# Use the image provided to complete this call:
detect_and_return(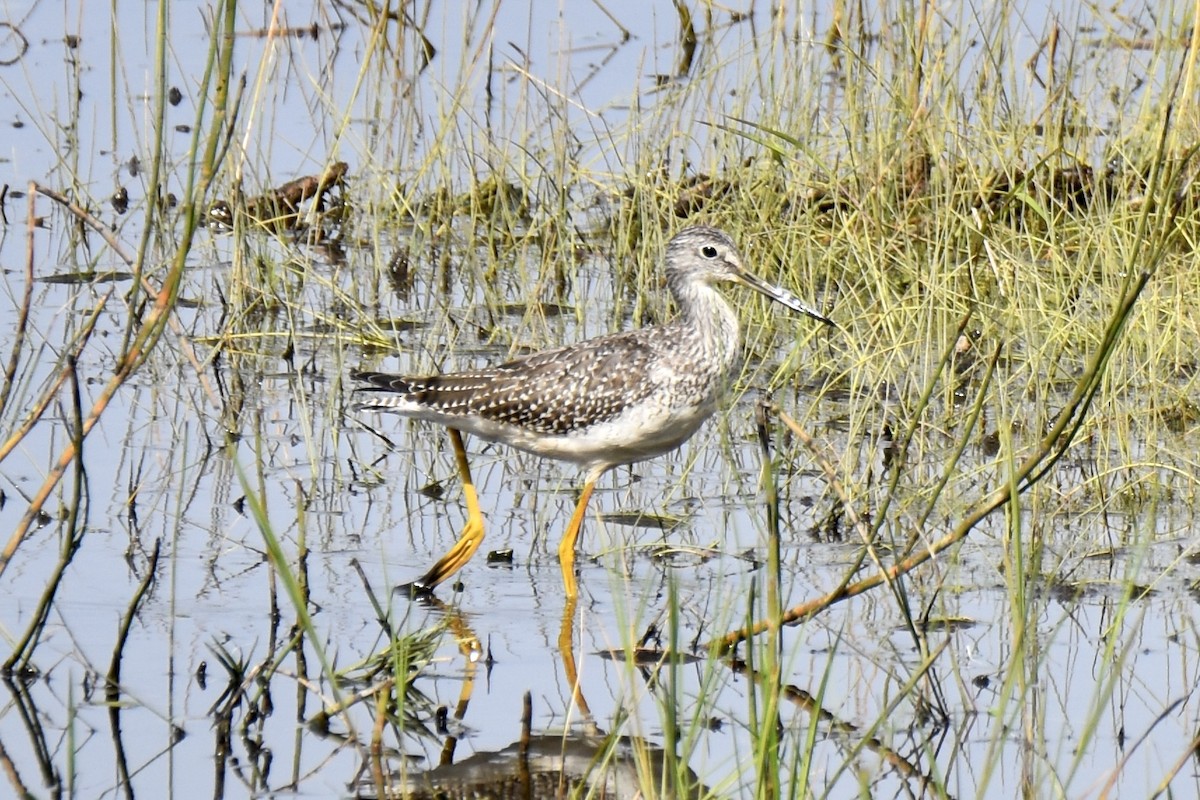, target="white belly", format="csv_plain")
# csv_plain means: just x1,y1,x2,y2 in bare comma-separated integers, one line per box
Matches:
464,398,715,472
